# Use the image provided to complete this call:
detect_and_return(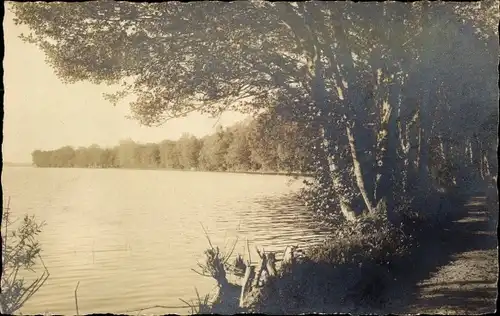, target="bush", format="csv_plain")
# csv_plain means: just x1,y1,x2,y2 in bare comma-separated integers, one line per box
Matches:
1,198,49,315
